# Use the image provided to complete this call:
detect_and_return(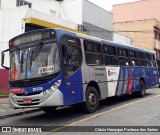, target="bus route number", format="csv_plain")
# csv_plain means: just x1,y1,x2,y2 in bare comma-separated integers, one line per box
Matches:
32,87,43,92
